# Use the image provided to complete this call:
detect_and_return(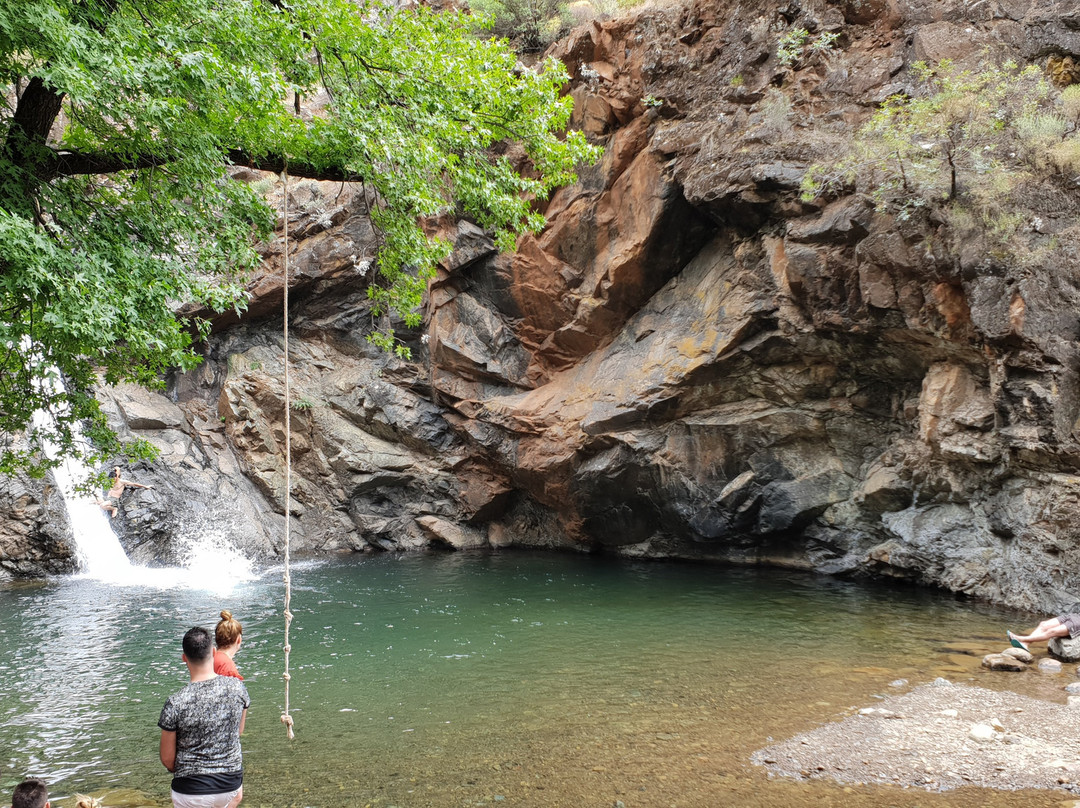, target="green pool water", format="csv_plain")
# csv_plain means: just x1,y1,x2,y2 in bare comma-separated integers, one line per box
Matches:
0,551,1069,808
